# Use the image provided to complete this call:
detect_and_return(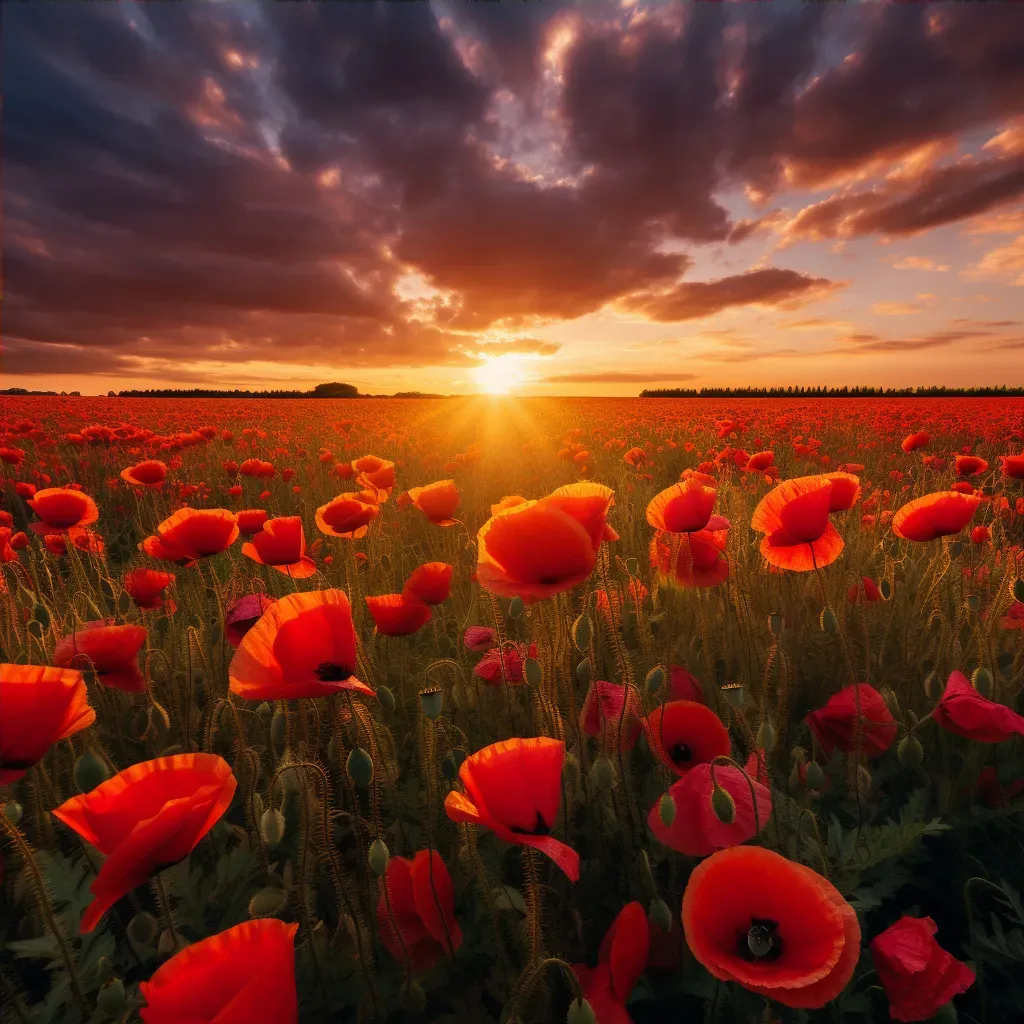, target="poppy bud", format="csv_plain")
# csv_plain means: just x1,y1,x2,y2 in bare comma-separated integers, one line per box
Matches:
271,708,287,750
419,687,443,720
248,887,287,918
576,658,592,686
897,735,924,769
924,671,939,699
2,801,23,826
74,750,110,794
880,579,892,600
722,682,745,708
573,614,592,651
347,747,374,788
756,721,776,751
567,998,597,1024
368,838,390,876
377,685,396,713
400,980,427,1015
768,612,784,636
645,666,665,696
508,596,525,619
948,541,963,558
524,658,542,687
658,793,676,827
804,762,826,792
590,756,617,792
820,607,839,634
127,911,159,947
625,557,638,575
1014,578,1024,603
260,807,286,849
31,602,50,628
966,594,981,613
711,784,736,825
256,701,272,720
97,978,126,1019
379,553,392,573
971,667,994,699
441,754,458,782
649,896,673,932
157,930,187,957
